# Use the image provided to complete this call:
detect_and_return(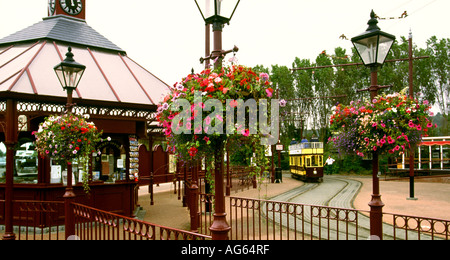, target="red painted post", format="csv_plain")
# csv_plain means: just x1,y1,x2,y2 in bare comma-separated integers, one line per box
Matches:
2,99,17,240
210,146,231,240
